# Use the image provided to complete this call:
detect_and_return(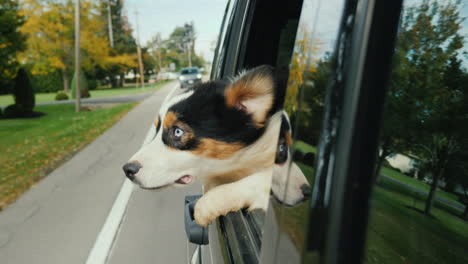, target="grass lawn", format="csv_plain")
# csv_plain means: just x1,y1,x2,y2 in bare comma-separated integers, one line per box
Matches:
365,187,468,264
379,167,464,207
293,140,462,207
275,162,468,263
293,140,317,154
0,81,169,107
274,139,468,263
0,103,136,210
